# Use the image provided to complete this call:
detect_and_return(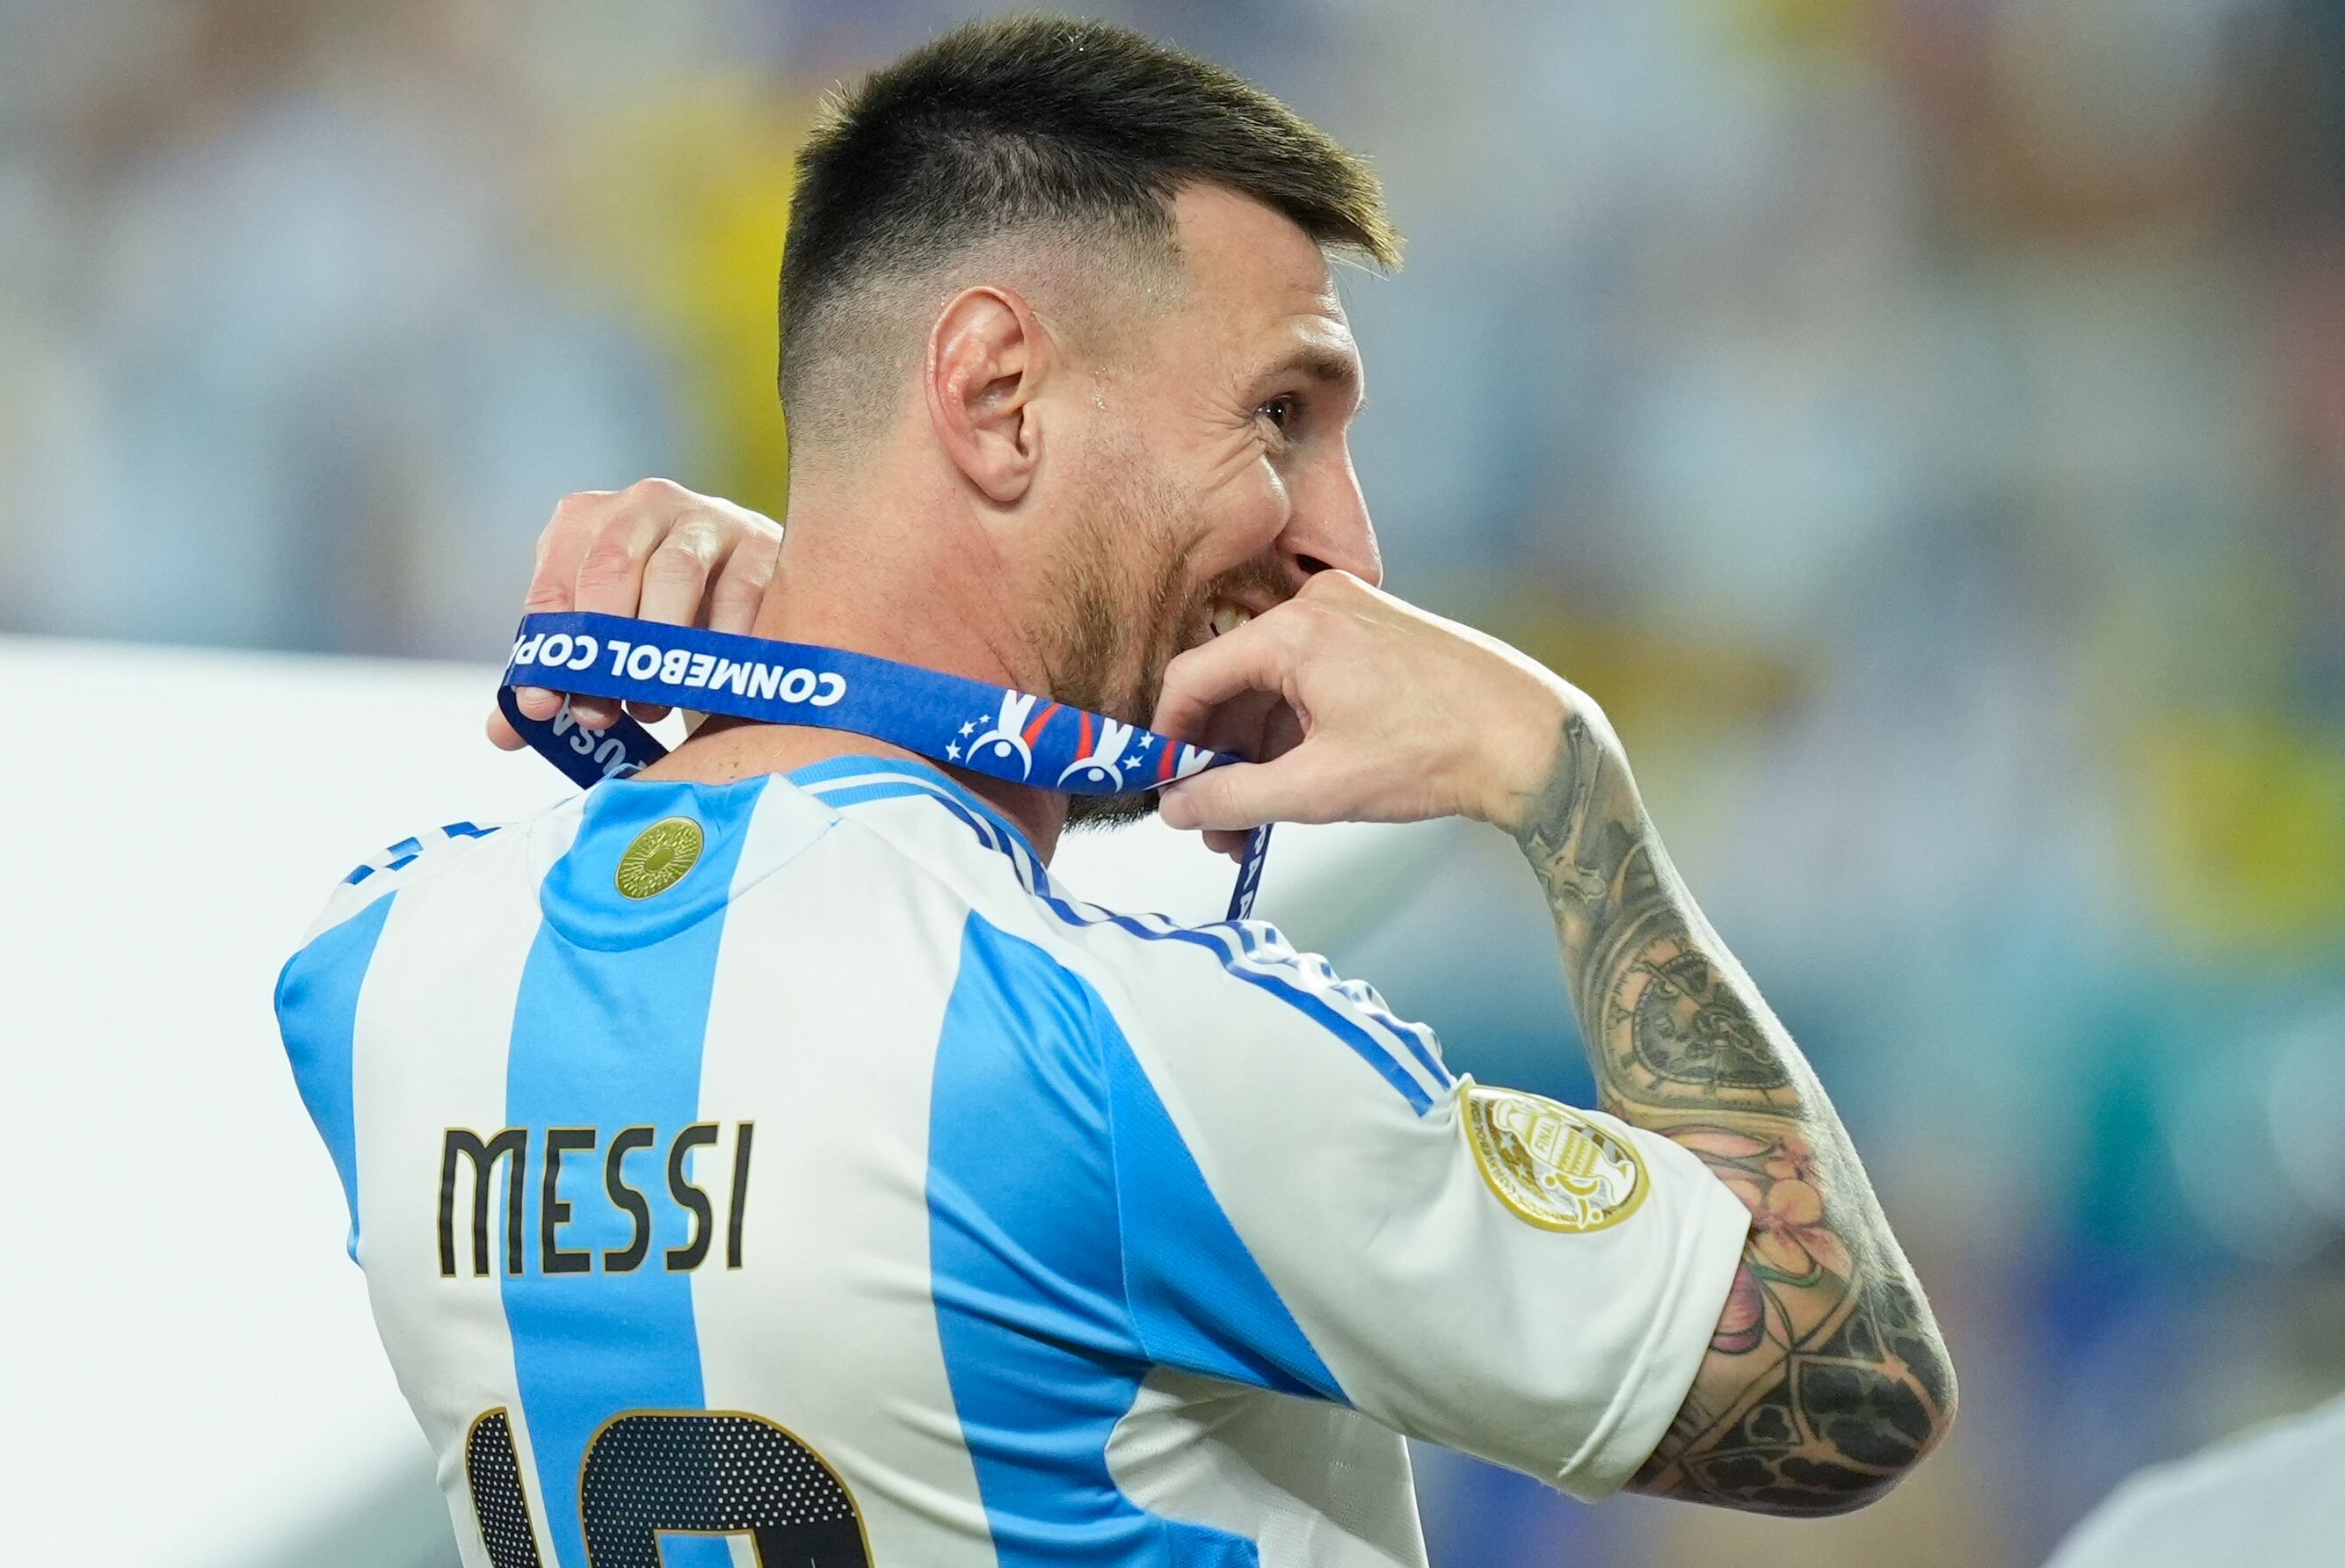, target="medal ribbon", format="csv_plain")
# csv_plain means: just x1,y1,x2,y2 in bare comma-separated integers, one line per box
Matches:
497,612,1270,920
